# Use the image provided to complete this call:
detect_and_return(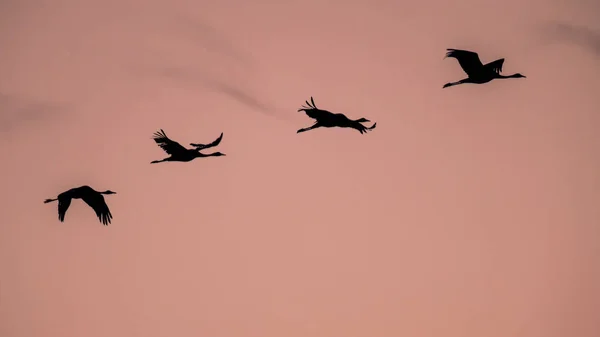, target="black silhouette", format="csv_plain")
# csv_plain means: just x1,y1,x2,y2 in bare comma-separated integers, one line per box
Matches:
296,97,376,134
150,129,225,164
443,49,526,88
190,132,223,150
43,185,116,226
